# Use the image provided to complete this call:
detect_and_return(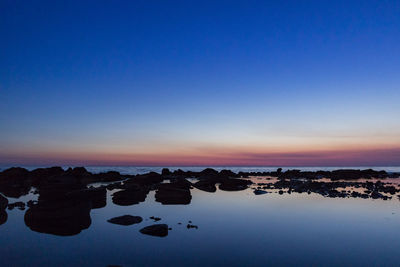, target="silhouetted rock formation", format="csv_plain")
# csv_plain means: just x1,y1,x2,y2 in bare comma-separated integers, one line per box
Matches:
0,194,8,211
24,199,92,236
219,178,252,191
139,224,168,237
0,167,32,198
253,189,267,195
193,180,217,192
7,201,25,210
0,210,7,225
112,185,149,206
155,180,192,204
108,215,143,225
